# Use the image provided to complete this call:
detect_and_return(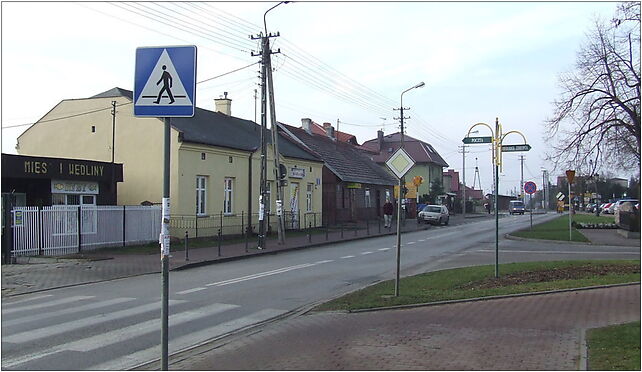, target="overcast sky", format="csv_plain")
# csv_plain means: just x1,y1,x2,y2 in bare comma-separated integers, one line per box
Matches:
1,1,627,195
